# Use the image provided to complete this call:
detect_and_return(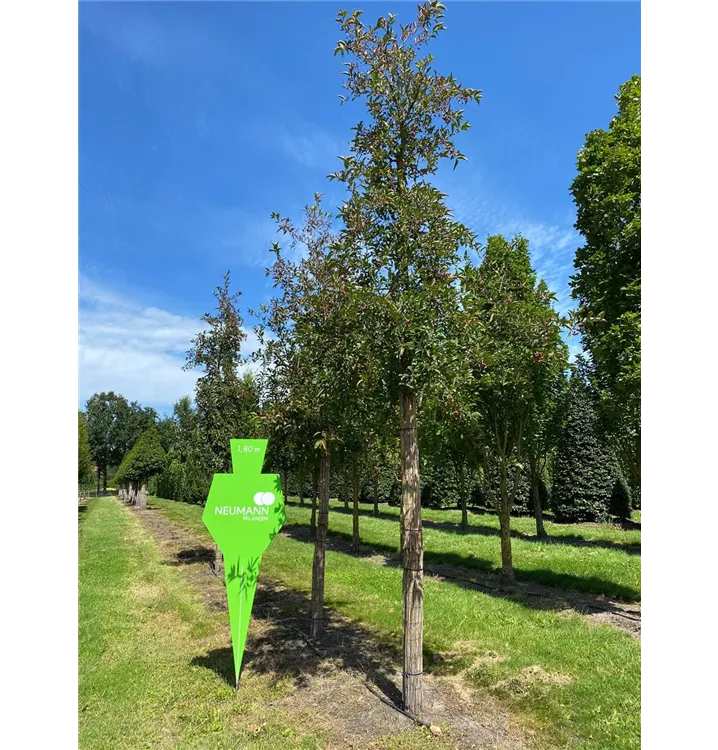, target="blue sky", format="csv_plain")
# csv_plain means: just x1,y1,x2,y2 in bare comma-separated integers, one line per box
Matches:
79,0,641,416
